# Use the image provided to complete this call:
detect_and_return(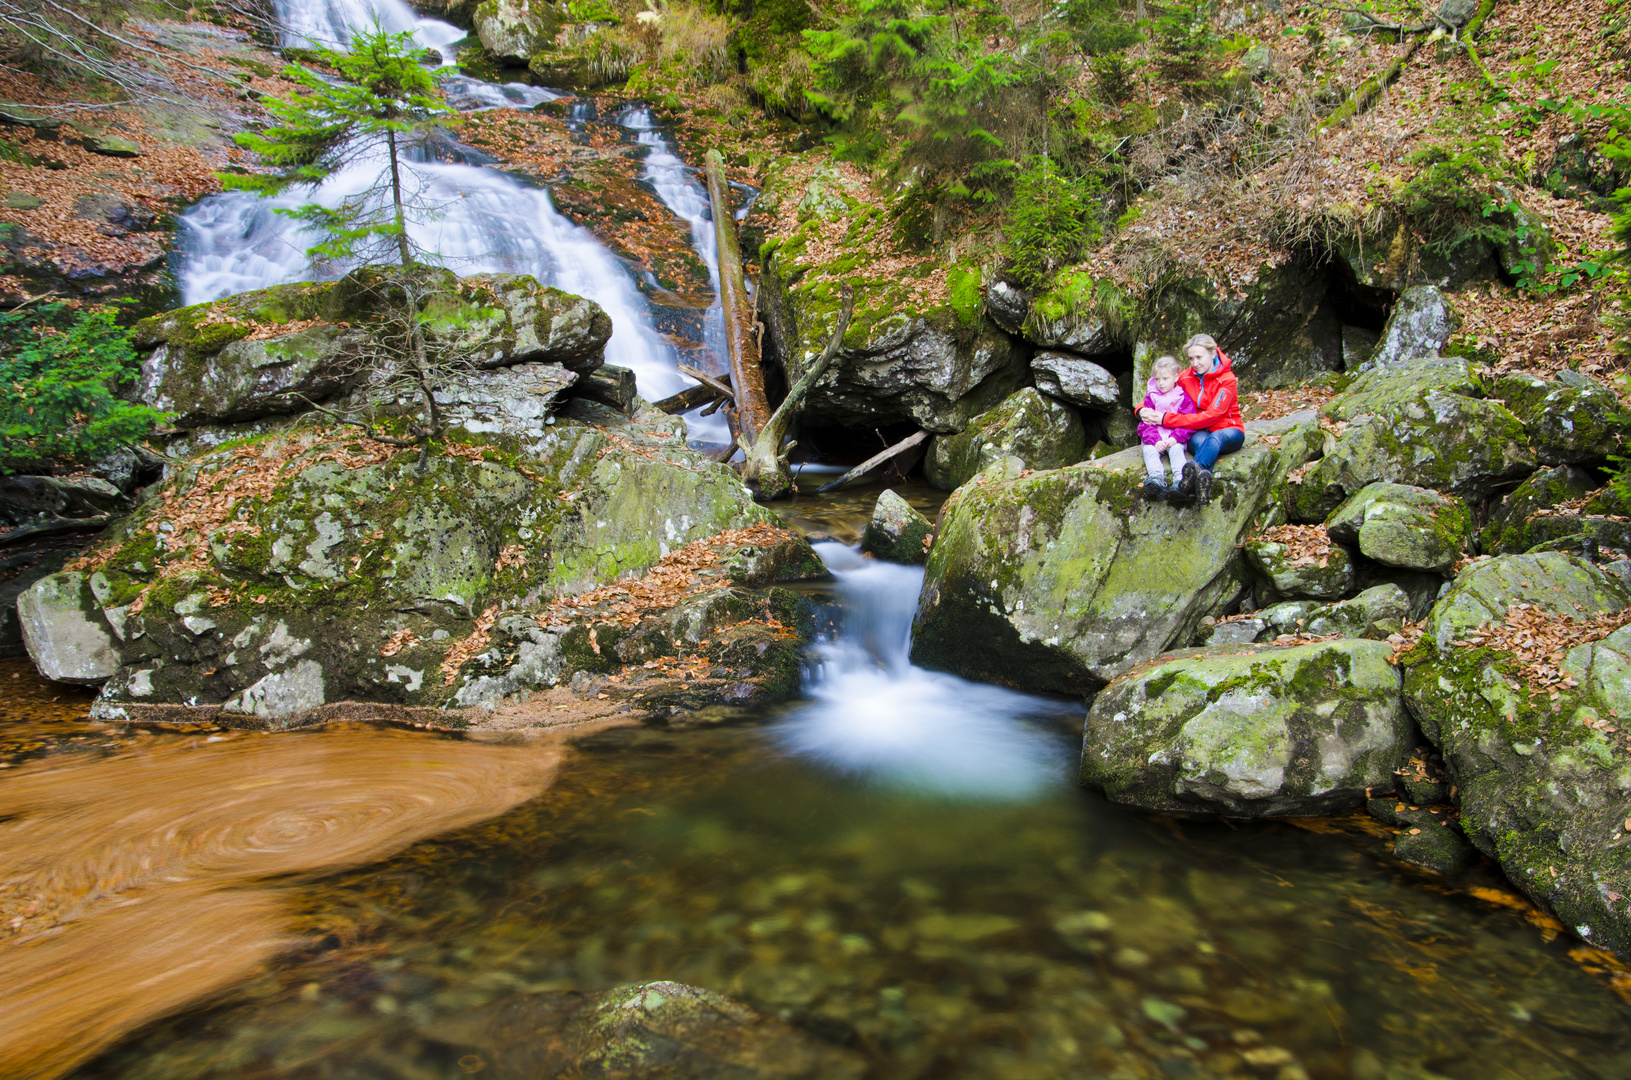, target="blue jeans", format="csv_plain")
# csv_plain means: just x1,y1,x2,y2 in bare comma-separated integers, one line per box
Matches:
1189,427,1245,470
